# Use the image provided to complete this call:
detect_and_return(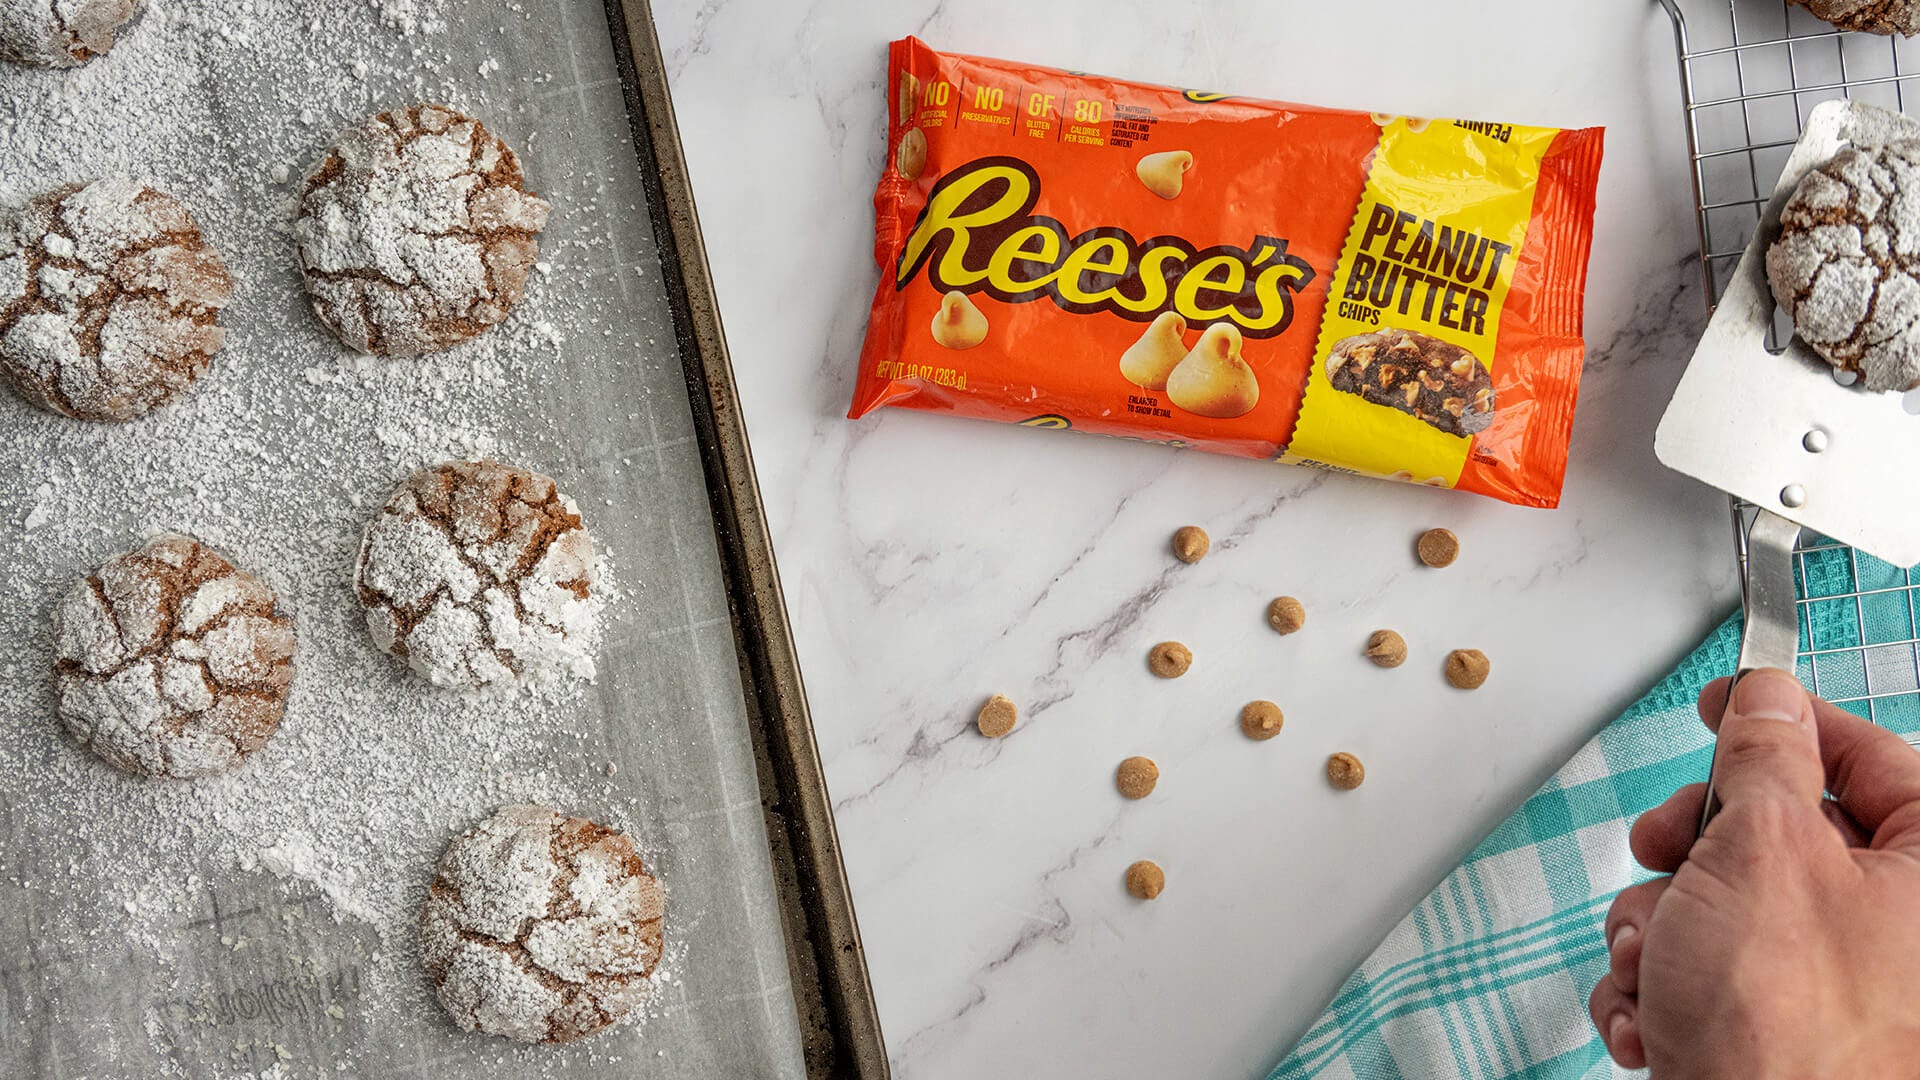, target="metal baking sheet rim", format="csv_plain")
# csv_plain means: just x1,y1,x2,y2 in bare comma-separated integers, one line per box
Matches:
603,3,890,1076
